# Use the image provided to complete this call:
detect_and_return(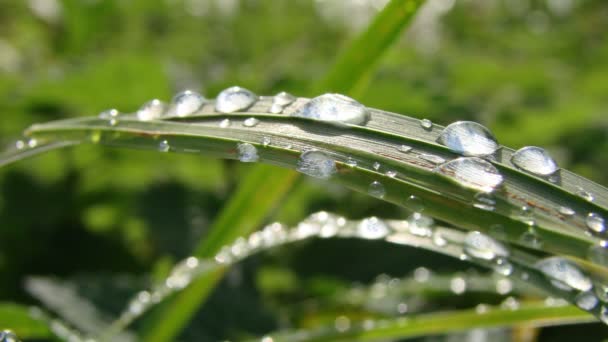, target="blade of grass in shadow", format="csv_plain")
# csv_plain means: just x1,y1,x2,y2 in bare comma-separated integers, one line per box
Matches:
140,1,426,341
253,302,595,342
